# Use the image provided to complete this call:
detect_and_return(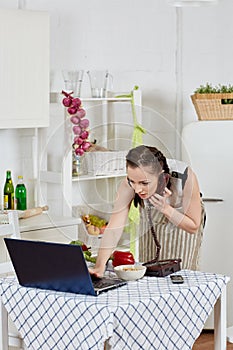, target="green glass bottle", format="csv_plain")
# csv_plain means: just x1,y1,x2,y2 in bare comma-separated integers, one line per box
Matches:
15,175,27,210
3,170,14,210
